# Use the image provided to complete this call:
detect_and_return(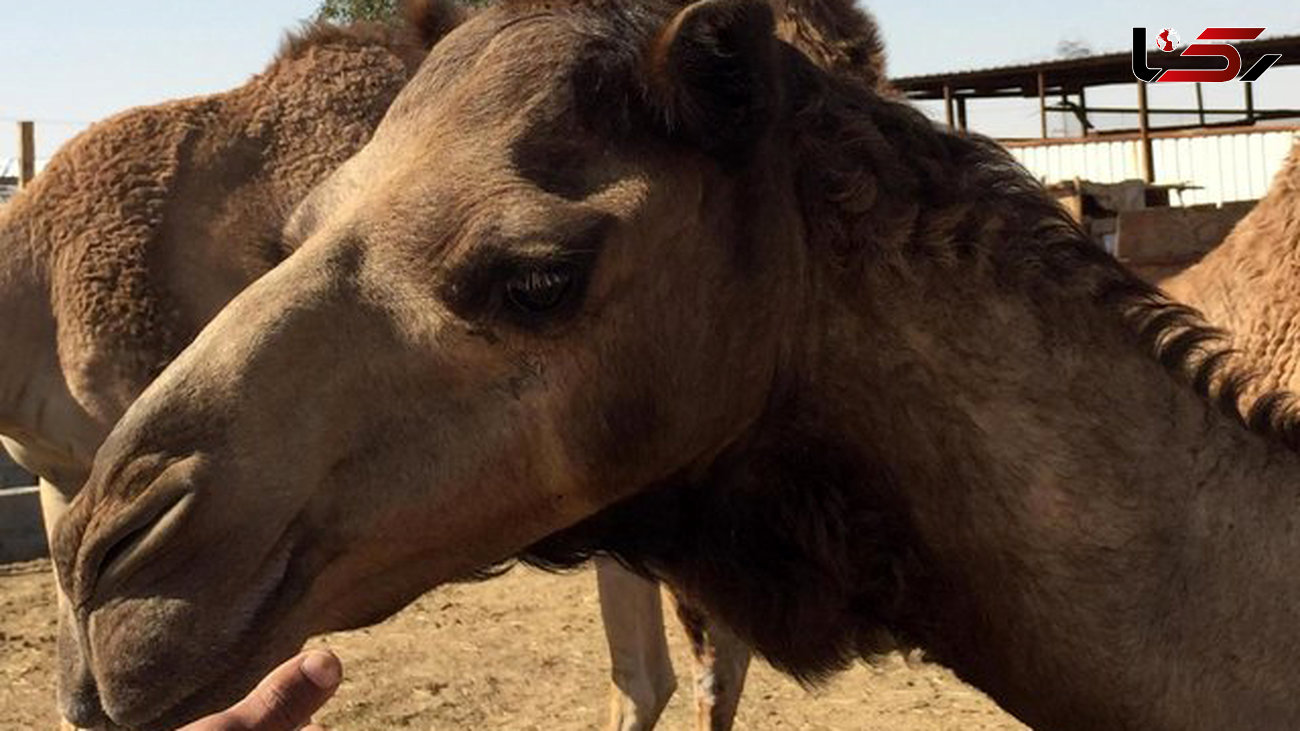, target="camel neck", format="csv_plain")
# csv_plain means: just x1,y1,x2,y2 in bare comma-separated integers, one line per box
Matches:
0,200,51,421
0,196,95,483
1162,145,1300,397
797,126,1300,728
